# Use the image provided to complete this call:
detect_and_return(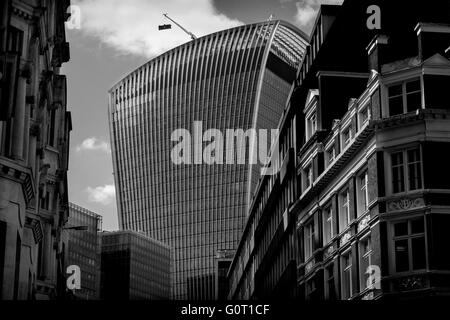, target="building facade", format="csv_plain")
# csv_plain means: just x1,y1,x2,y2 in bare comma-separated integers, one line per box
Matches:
66,203,102,300
108,21,308,299
228,0,450,300
0,0,71,299
100,230,171,300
